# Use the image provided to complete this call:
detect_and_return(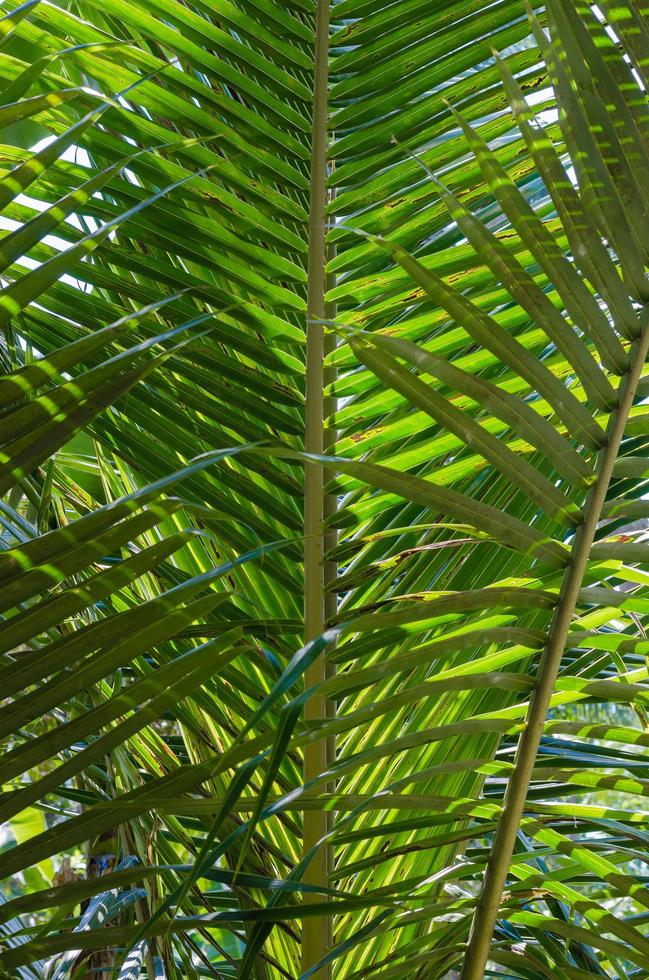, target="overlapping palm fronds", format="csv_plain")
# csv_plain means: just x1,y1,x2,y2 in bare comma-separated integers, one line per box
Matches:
1,0,649,977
